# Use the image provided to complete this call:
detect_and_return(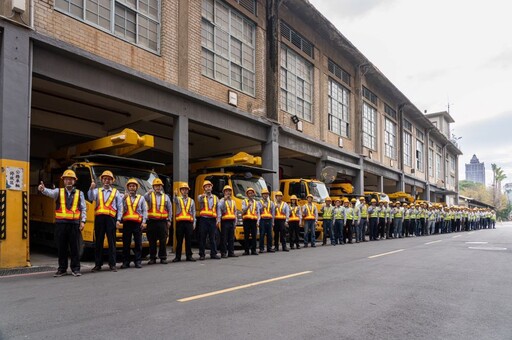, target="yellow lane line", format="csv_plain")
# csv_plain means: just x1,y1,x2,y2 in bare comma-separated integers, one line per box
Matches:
177,271,313,303
368,249,405,259
425,240,443,245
